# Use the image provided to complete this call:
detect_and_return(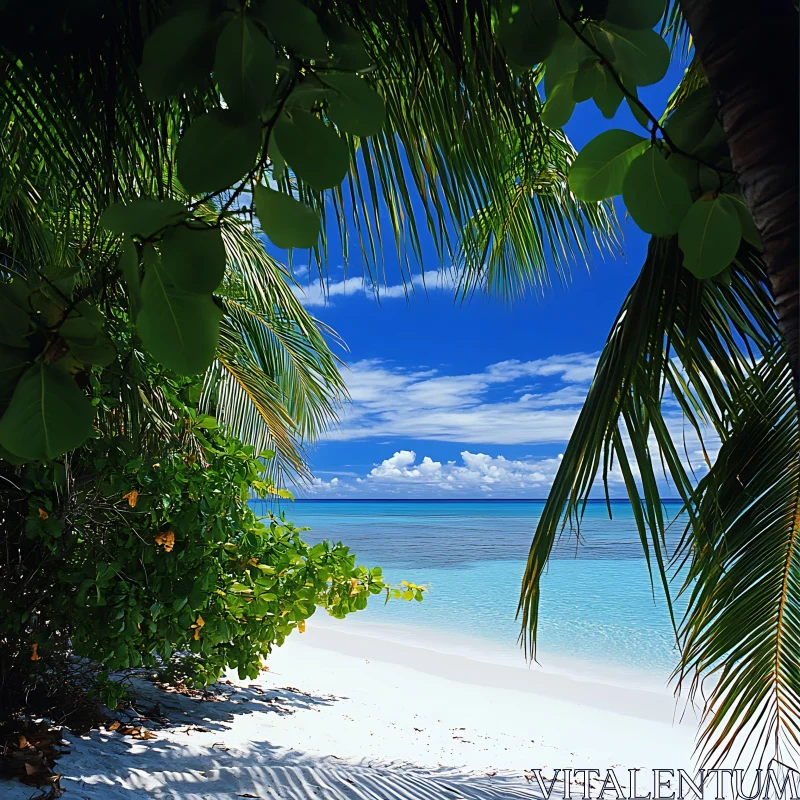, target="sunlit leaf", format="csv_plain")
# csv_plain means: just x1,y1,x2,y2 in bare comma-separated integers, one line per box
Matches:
678,194,742,278
568,129,647,201
255,185,320,249
102,199,187,238
159,224,227,294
